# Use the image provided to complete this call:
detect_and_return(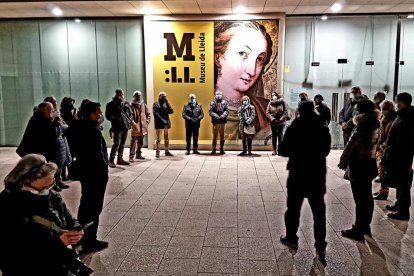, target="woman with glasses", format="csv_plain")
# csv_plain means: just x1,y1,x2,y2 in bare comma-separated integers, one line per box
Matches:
0,154,90,275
